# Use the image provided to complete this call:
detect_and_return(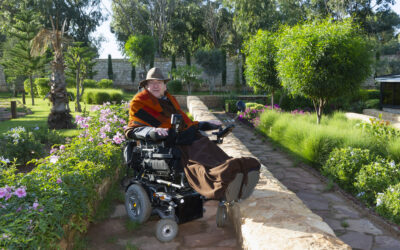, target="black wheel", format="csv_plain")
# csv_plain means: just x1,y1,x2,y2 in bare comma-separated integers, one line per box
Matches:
155,219,178,242
216,204,228,228
125,184,151,223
